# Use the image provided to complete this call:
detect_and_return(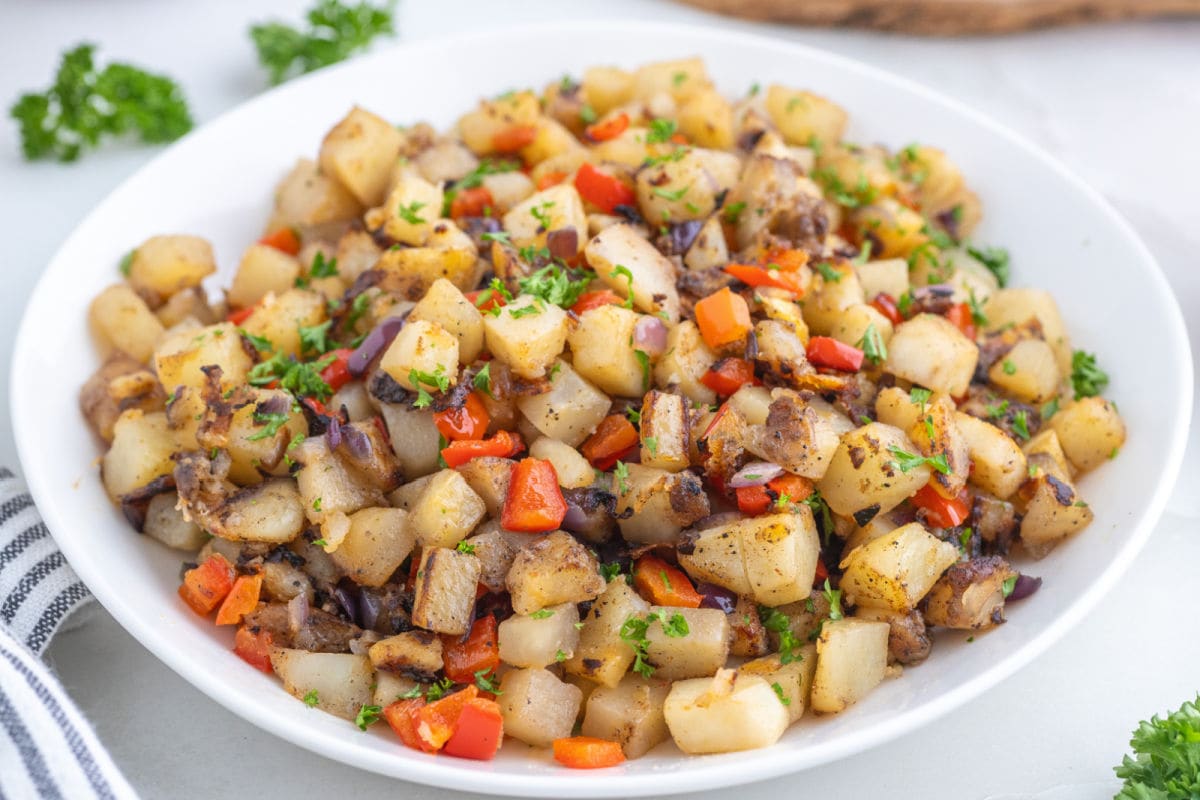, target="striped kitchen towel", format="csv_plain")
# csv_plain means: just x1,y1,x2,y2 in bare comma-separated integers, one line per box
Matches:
0,468,137,799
